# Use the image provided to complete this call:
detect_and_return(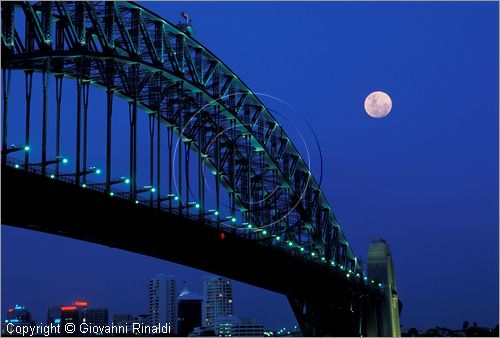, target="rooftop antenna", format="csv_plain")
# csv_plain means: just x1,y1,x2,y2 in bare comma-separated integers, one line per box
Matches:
181,12,191,26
